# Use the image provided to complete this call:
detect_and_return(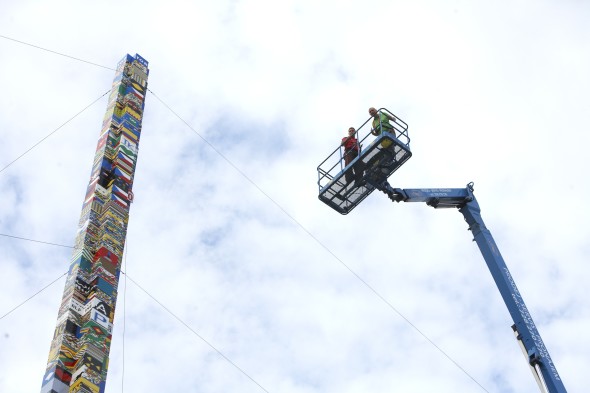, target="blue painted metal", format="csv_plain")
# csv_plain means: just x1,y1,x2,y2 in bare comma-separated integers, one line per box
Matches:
382,183,567,393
